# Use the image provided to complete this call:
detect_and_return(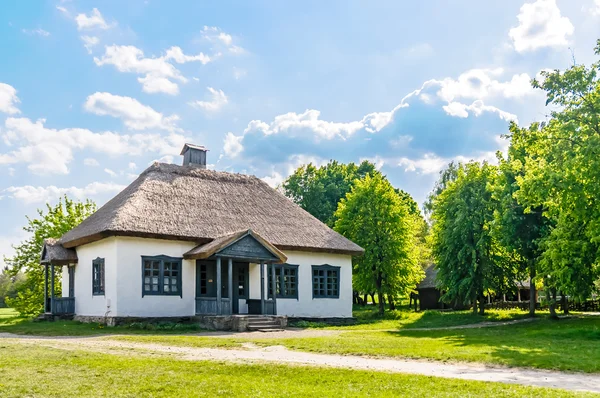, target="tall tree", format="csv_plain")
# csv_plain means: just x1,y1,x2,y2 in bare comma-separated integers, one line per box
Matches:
515,39,600,311
282,160,377,226
335,174,423,315
493,122,550,317
5,196,96,316
424,161,459,216
432,162,515,315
